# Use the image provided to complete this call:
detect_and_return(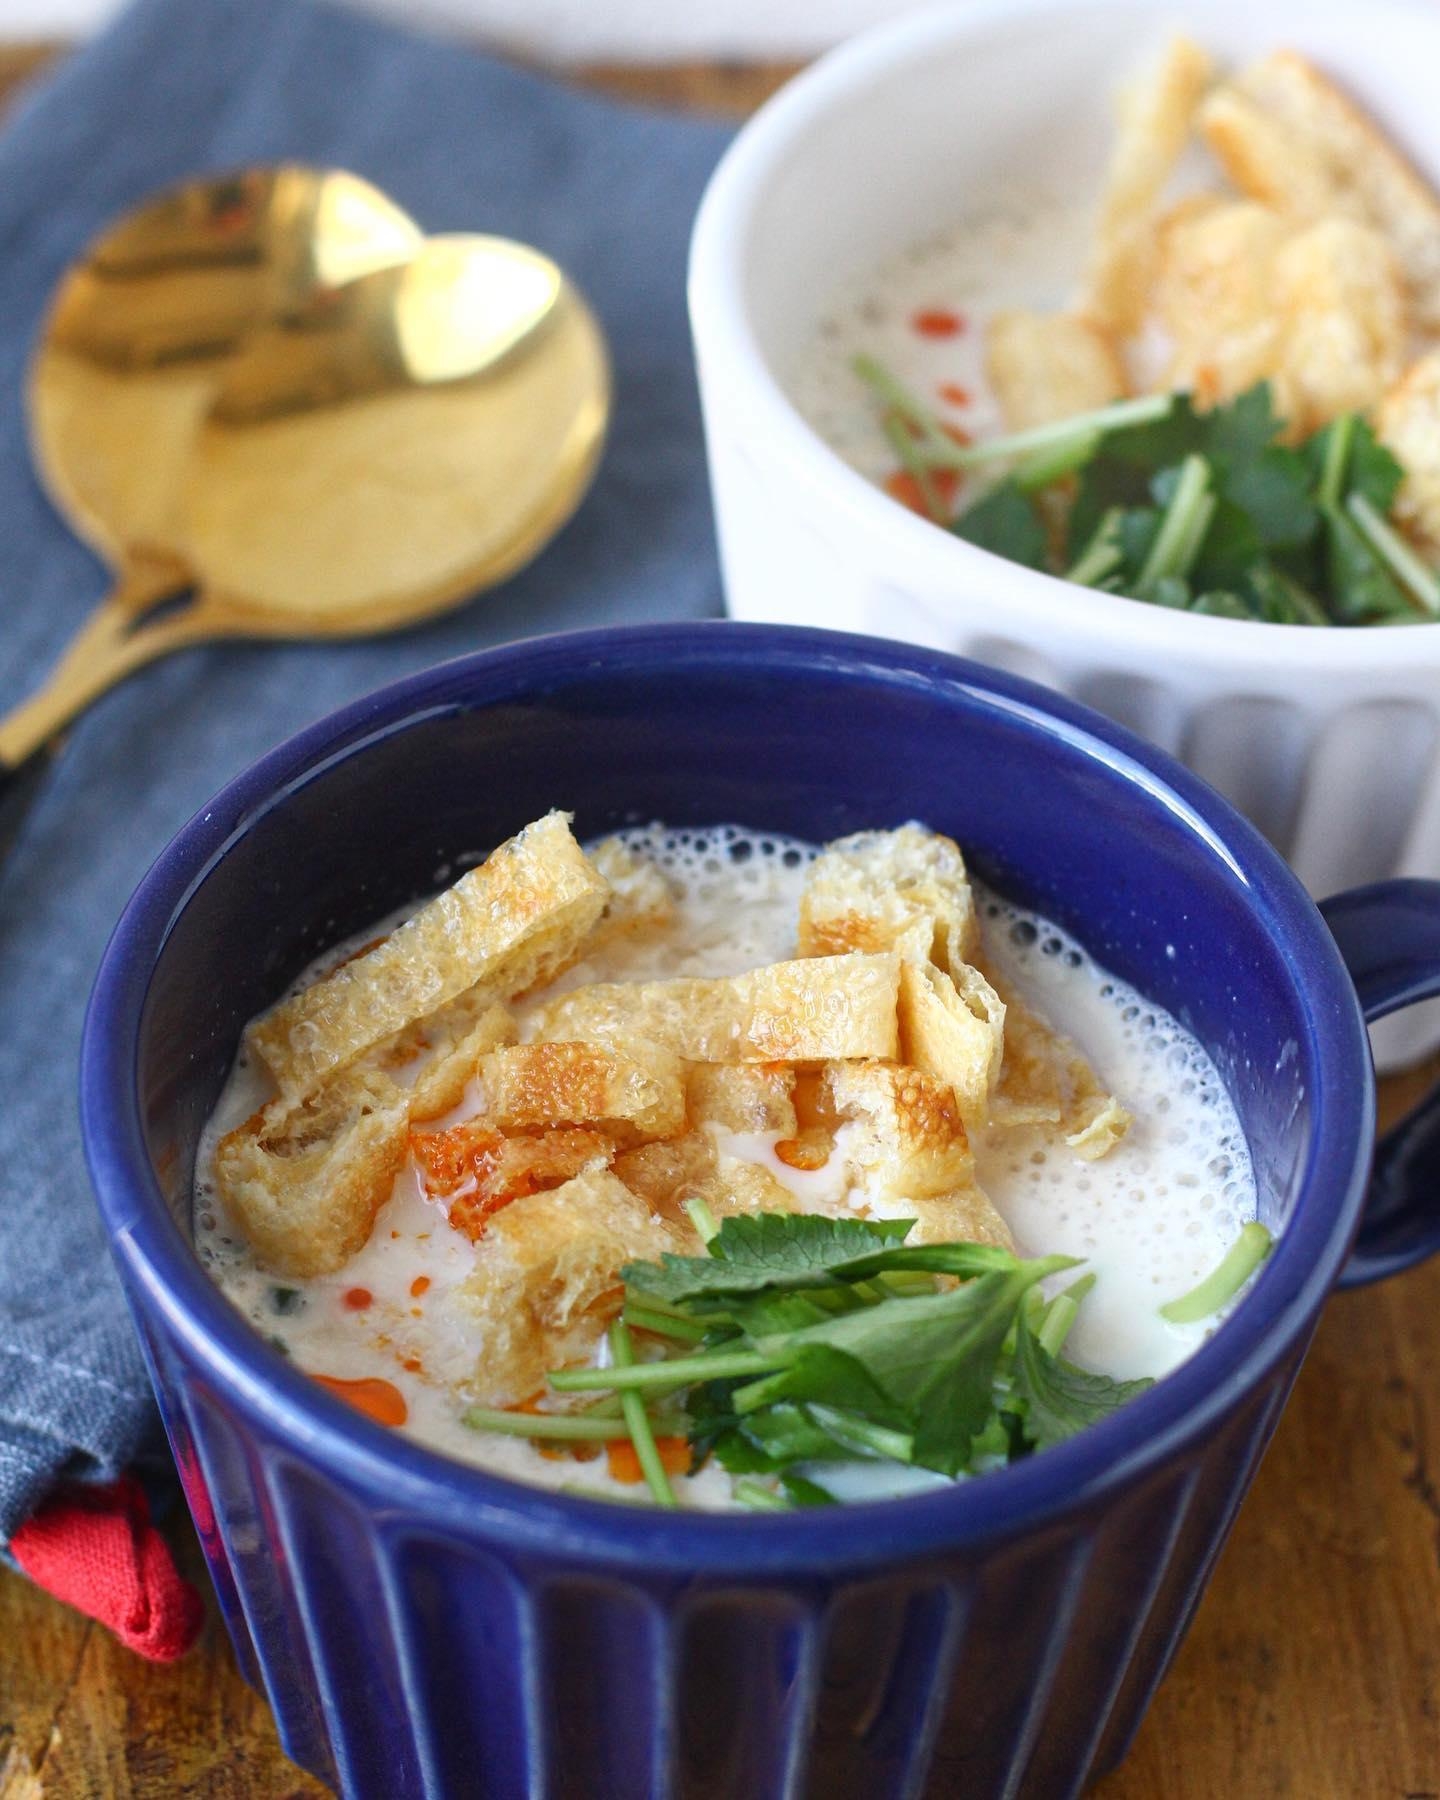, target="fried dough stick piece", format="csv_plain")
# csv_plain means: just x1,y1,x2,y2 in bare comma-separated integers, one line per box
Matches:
798,827,1003,1134
584,837,675,949
217,1002,514,1275
250,811,608,1100
798,823,980,967
459,1169,679,1404
410,1120,614,1244
614,1131,800,1225
984,311,1128,557
1156,203,1407,430
479,1038,686,1144
1083,35,1215,333
985,312,1128,432
984,974,1132,1160
1271,218,1407,436
823,1060,1014,1249
528,954,901,1064
1378,349,1440,558
1199,50,1440,328
1155,198,1293,411
685,1063,798,1136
